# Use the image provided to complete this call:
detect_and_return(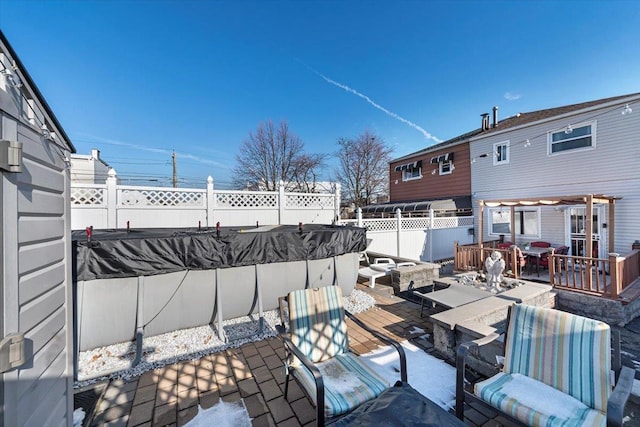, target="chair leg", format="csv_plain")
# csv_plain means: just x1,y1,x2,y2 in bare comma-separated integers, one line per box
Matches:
284,367,290,399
